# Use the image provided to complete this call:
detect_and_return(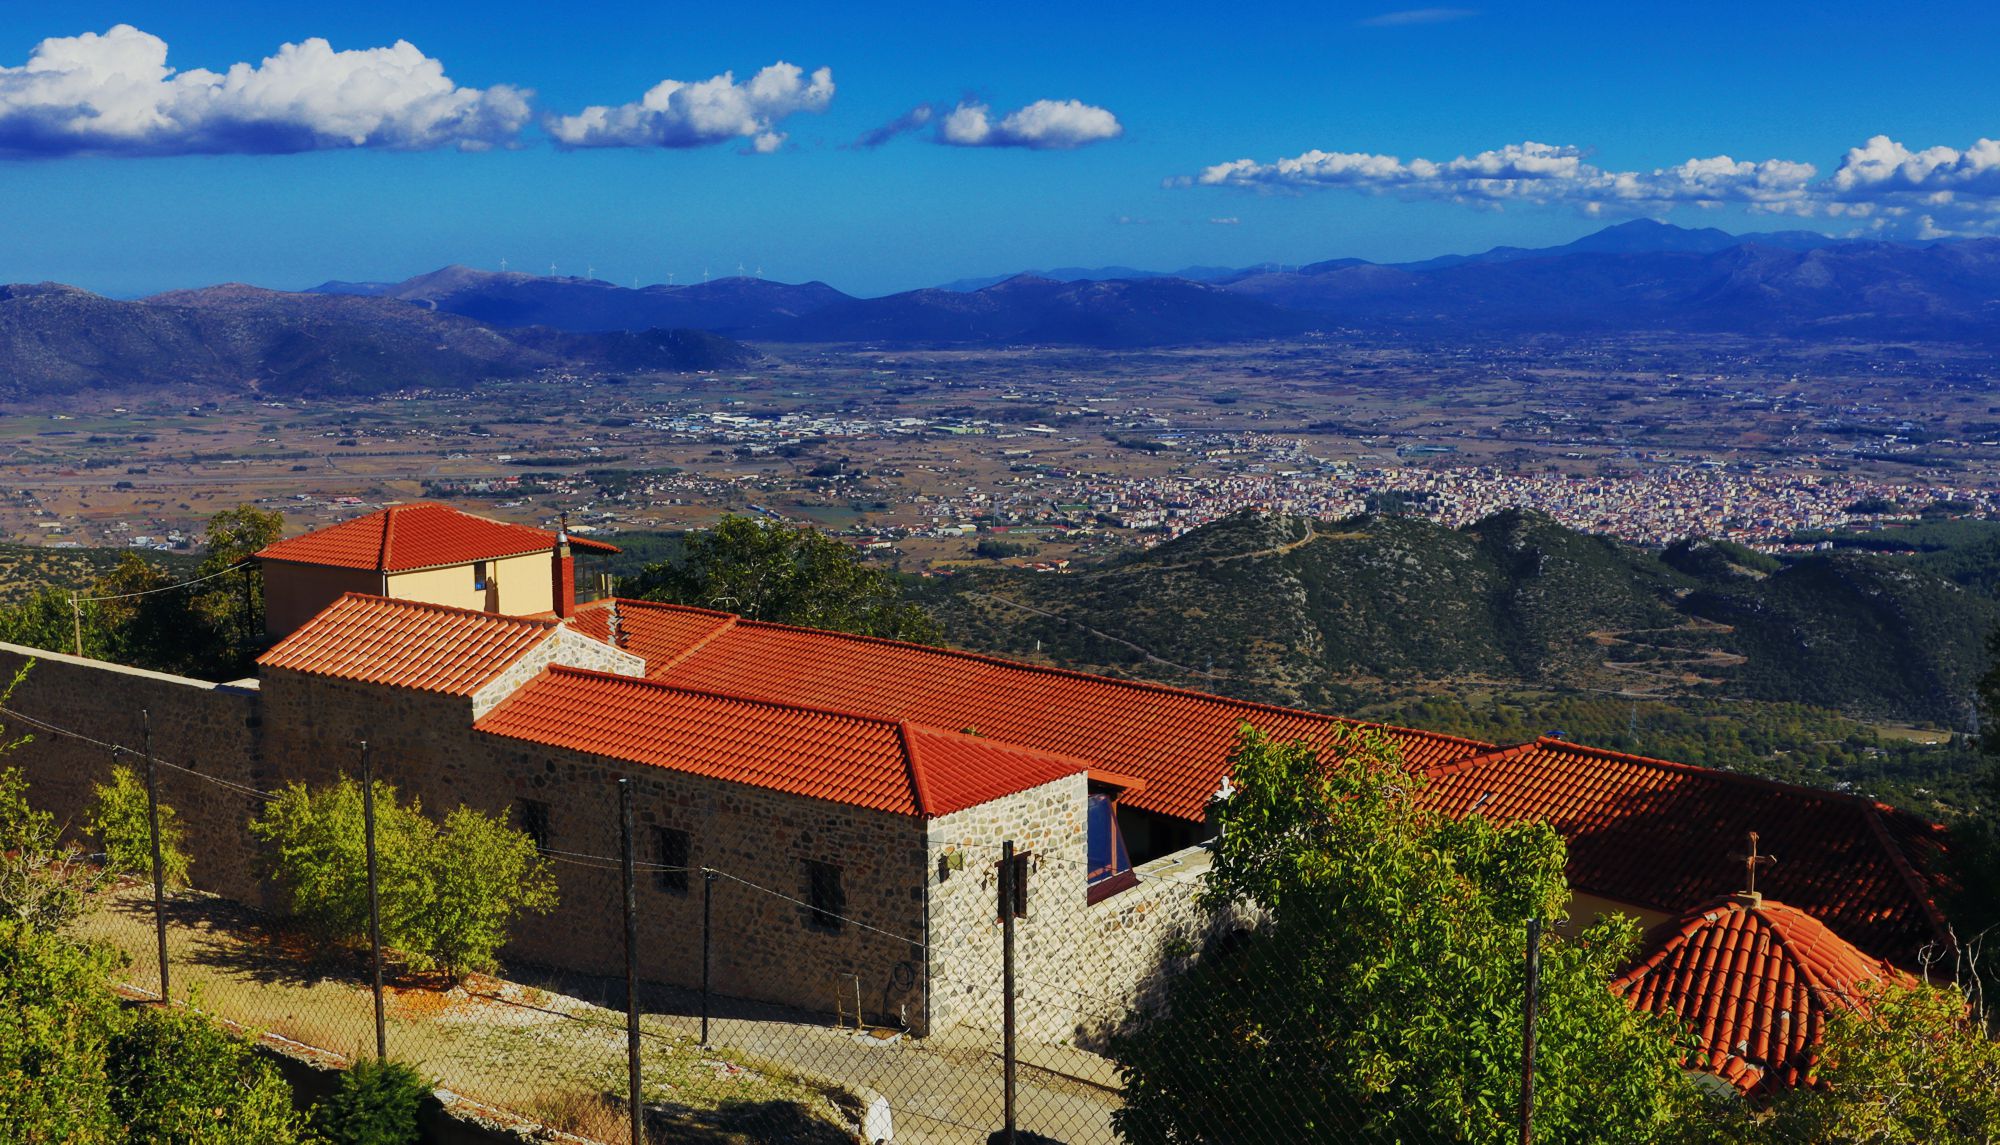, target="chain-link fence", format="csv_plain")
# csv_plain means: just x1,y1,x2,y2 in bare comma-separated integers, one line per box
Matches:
5,701,1955,1145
